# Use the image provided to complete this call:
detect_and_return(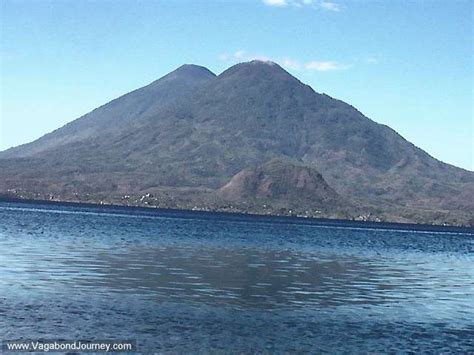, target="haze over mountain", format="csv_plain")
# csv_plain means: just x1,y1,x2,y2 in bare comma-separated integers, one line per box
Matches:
1,61,472,225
